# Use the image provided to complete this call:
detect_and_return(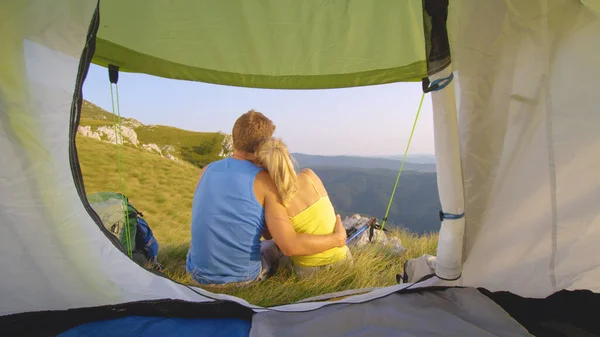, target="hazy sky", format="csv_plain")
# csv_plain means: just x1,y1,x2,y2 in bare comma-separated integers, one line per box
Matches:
82,64,435,156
